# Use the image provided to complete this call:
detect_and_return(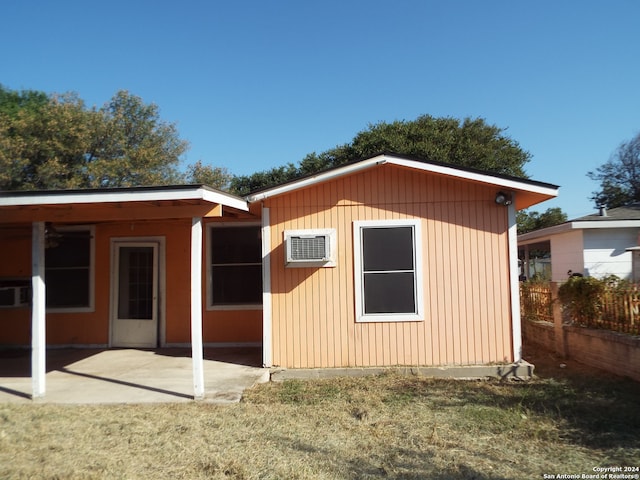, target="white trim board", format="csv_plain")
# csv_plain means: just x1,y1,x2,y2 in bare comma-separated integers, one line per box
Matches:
246,154,559,203
0,186,248,212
